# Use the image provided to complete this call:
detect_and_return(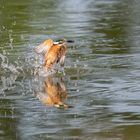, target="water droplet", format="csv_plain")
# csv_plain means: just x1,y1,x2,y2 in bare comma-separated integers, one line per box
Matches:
12,21,16,26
